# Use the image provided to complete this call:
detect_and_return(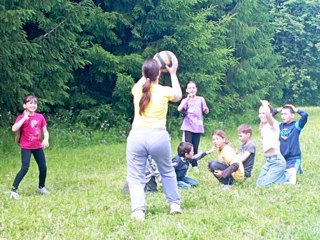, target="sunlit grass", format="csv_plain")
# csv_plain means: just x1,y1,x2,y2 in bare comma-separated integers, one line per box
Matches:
1,107,319,239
